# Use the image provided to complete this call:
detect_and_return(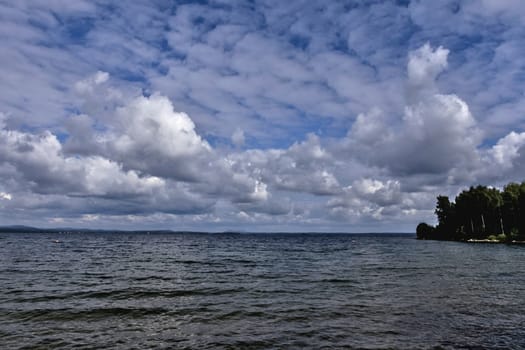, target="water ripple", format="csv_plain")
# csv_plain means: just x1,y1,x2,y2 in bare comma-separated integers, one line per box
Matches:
1,232,525,349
